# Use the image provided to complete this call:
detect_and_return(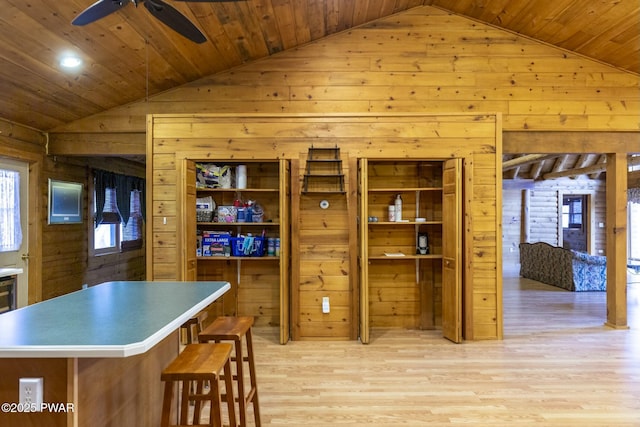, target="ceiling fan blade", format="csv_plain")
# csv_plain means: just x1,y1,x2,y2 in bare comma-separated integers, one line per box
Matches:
143,0,207,43
72,0,128,26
